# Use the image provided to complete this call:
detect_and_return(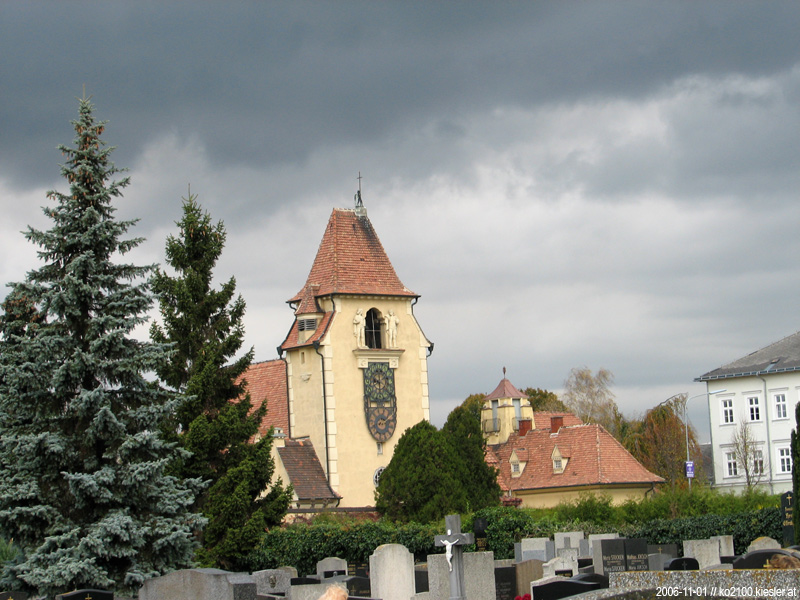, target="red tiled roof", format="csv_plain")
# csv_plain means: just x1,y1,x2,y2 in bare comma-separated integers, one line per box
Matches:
241,359,289,437
485,377,526,401
489,422,663,493
288,208,416,303
278,439,340,501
